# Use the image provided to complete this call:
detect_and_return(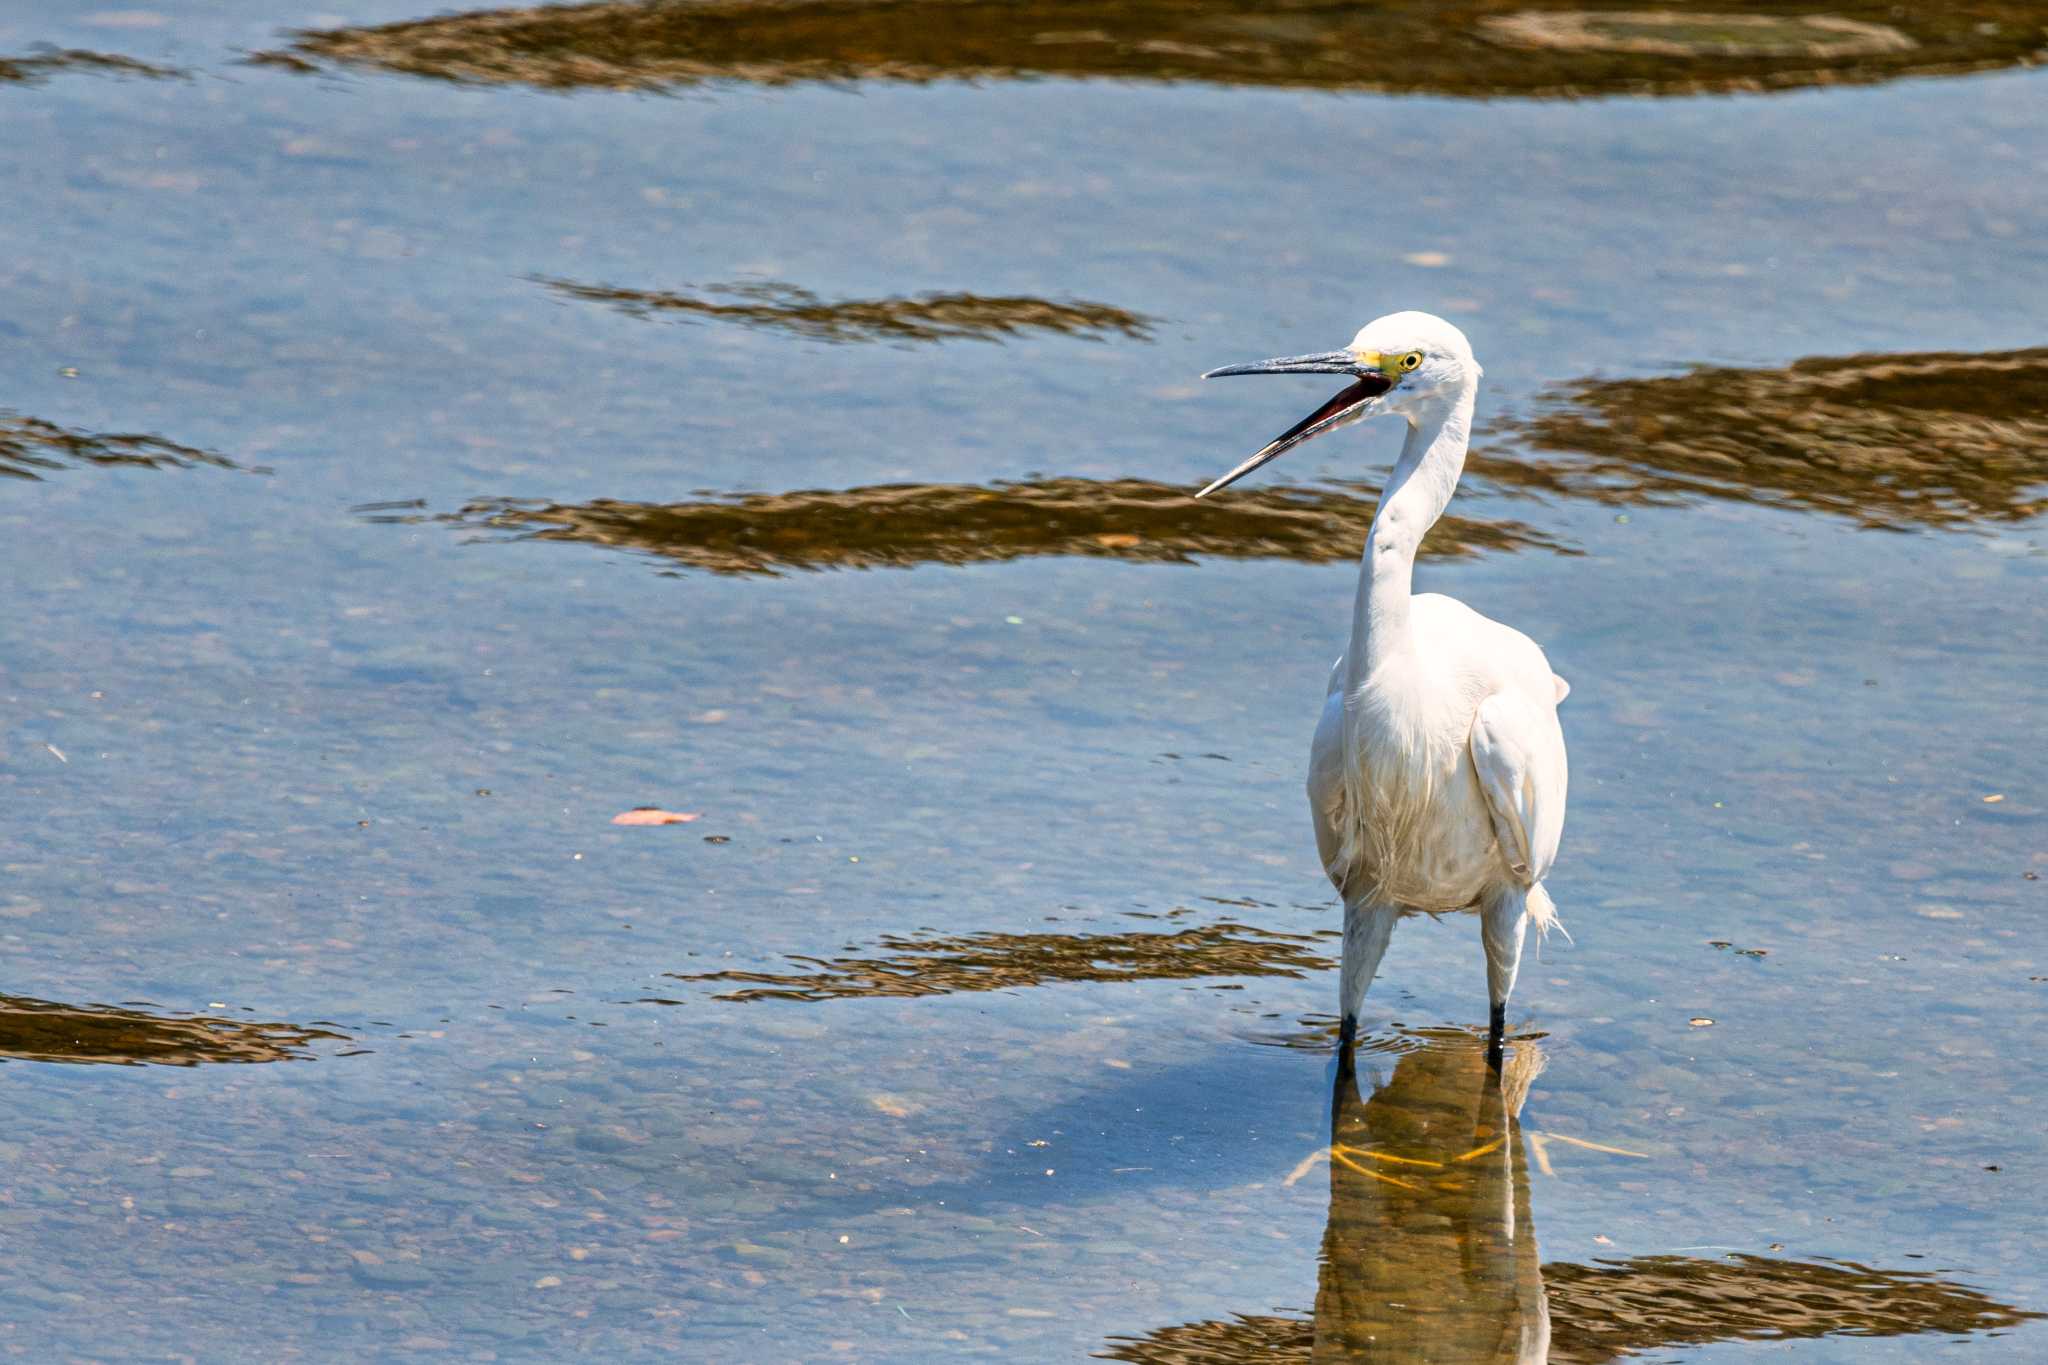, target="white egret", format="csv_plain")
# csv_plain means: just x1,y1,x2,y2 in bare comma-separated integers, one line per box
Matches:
1199,312,1568,1065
